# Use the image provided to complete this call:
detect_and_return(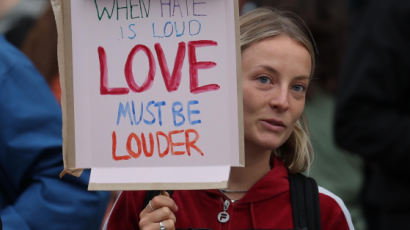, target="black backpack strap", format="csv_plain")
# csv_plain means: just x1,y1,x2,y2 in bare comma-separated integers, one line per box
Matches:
289,173,322,230
142,190,174,209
